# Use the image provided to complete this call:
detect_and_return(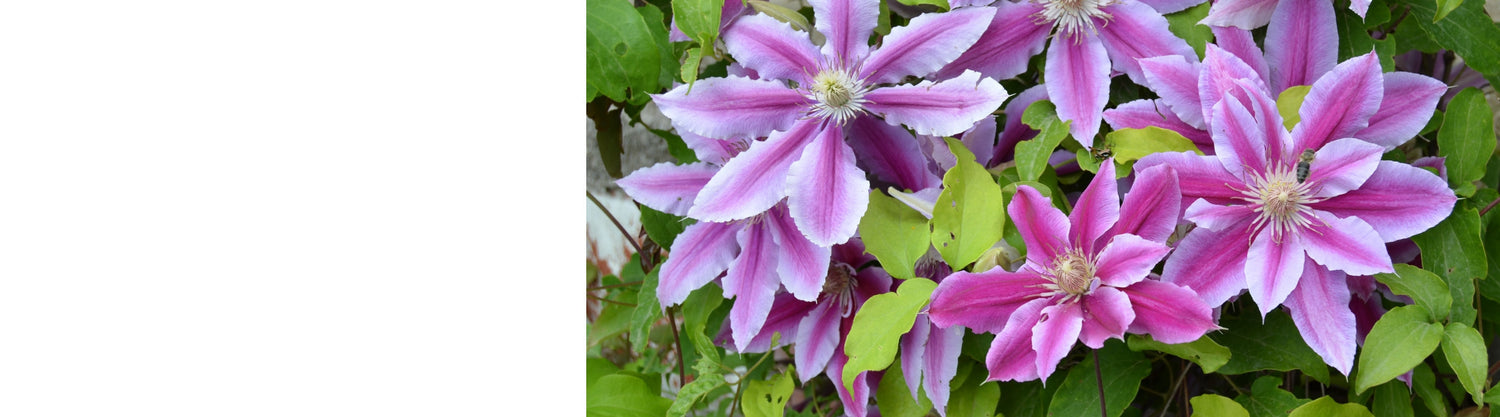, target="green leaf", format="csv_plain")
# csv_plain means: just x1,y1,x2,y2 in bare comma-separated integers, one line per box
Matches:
1354,305,1445,394
876,358,934,417
1336,6,1376,63
859,190,933,279
1412,206,1485,325
668,358,725,417
636,4,677,99
683,285,725,363
1164,2,1213,59
644,126,700,164
1016,101,1071,181
1046,340,1152,417
1235,376,1311,417
1412,363,1449,416
931,138,1007,268
1106,126,1203,173
1434,0,1463,21
745,0,812,32
630,267,663,353
672,0,725,46
1373,264,1452,322
1374,34,1397,72
842,278,938,389
588,374,673,417
640,205,692,249
1404,0,1500,89
995,379,1056,417
586,0,663,102
589,100,626,178
947,376,1000,417
1192,394,1250,417
1441,322,1487,403
589,291,636,347
1216,310,1331,384
1277,86,1313,131
895,0,949,11
680,46,703,86
1438,88,1497,195
1288,396,1374,417
742,366,796,417
1125,334,1231,373
588,357,623,389
1372,380,1415,417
